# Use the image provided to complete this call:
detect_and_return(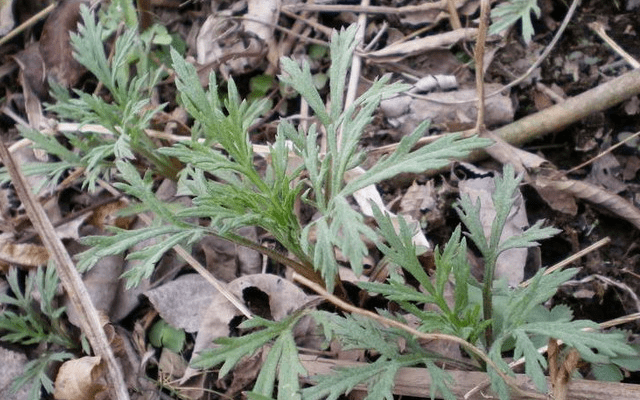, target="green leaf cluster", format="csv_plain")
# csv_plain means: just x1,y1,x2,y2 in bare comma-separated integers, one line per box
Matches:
0,266,74,348
304,165,637,400
489,0,541,43
193,313,309,400
0,266,75,399
73,22,486,291
11,351,73,400
27,3,178,191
